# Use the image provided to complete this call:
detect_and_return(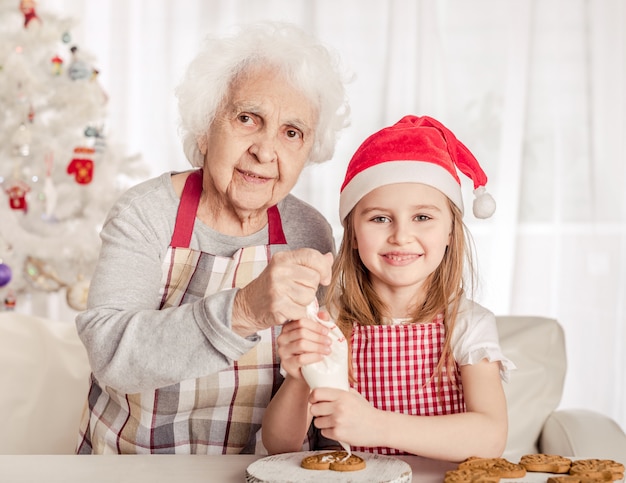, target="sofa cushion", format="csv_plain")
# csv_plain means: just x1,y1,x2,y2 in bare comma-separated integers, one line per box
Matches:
0,313,90,454
496,316,566,458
